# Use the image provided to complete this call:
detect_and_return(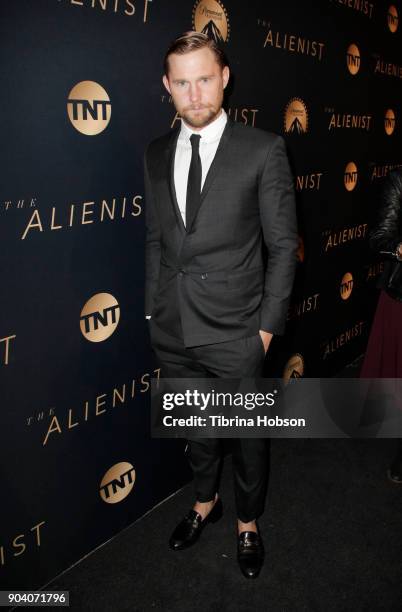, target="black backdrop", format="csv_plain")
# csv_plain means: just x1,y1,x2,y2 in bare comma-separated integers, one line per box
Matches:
1,0,401,591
